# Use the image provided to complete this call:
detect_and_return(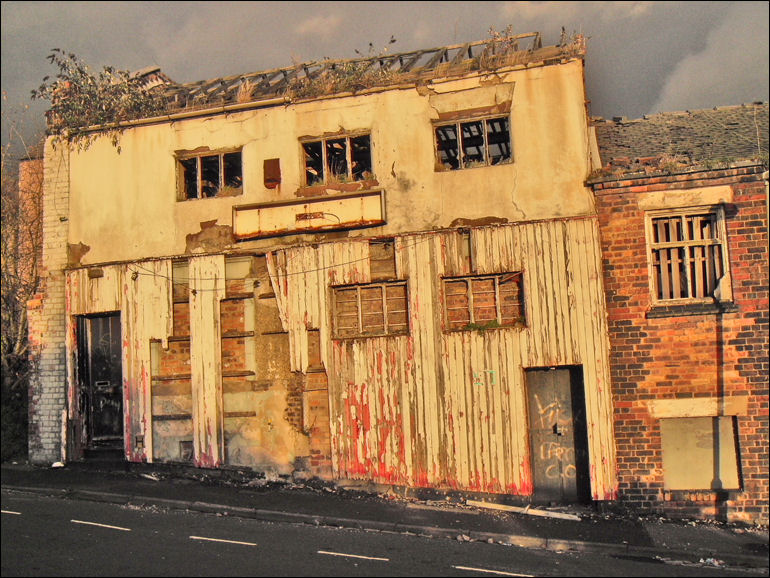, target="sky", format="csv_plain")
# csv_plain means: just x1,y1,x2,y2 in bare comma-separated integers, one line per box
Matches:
1,1,768,157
